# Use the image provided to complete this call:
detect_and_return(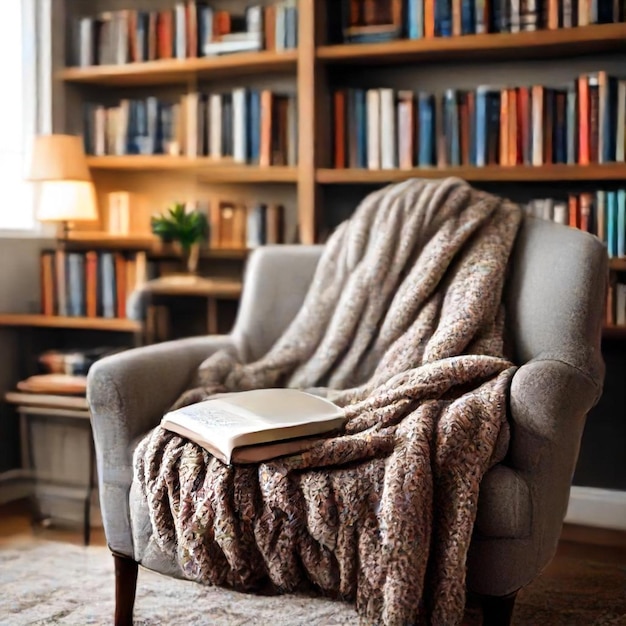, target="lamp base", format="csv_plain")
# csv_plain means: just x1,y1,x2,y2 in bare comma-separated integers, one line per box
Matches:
56,221,71,242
